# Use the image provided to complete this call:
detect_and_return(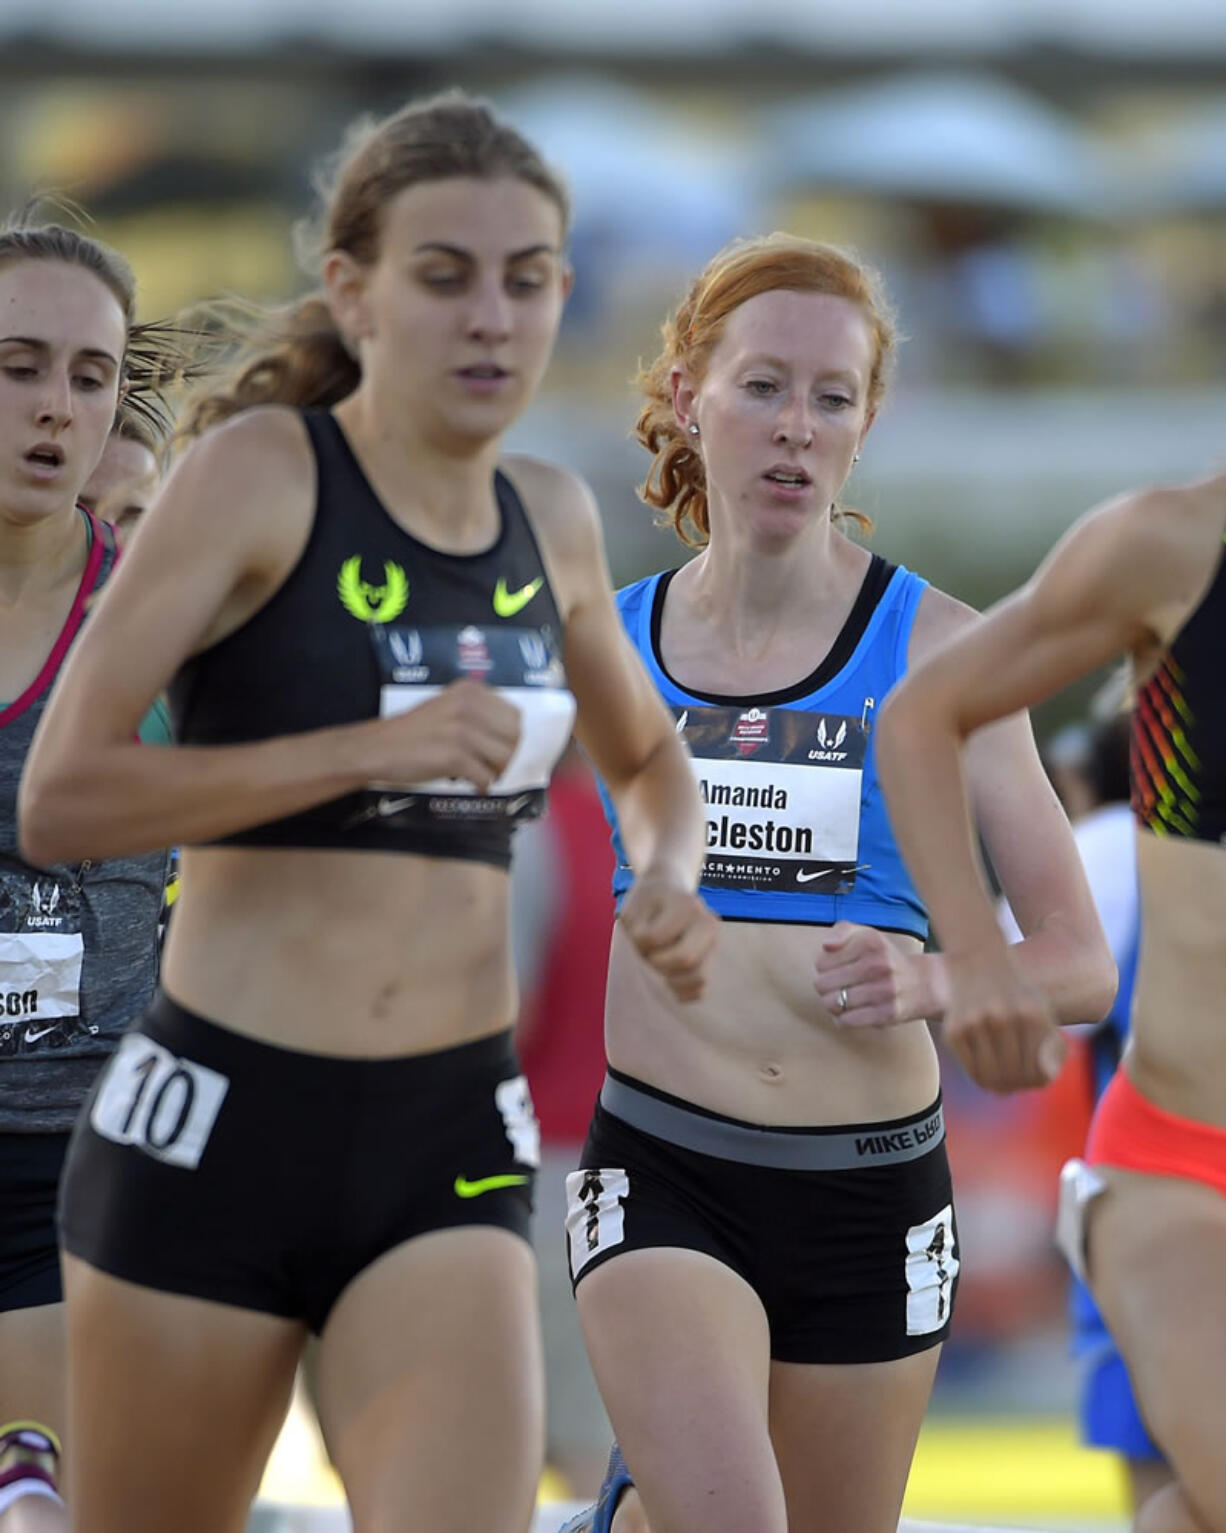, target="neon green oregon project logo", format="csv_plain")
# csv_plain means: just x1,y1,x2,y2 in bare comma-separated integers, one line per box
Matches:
337,556,409,622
